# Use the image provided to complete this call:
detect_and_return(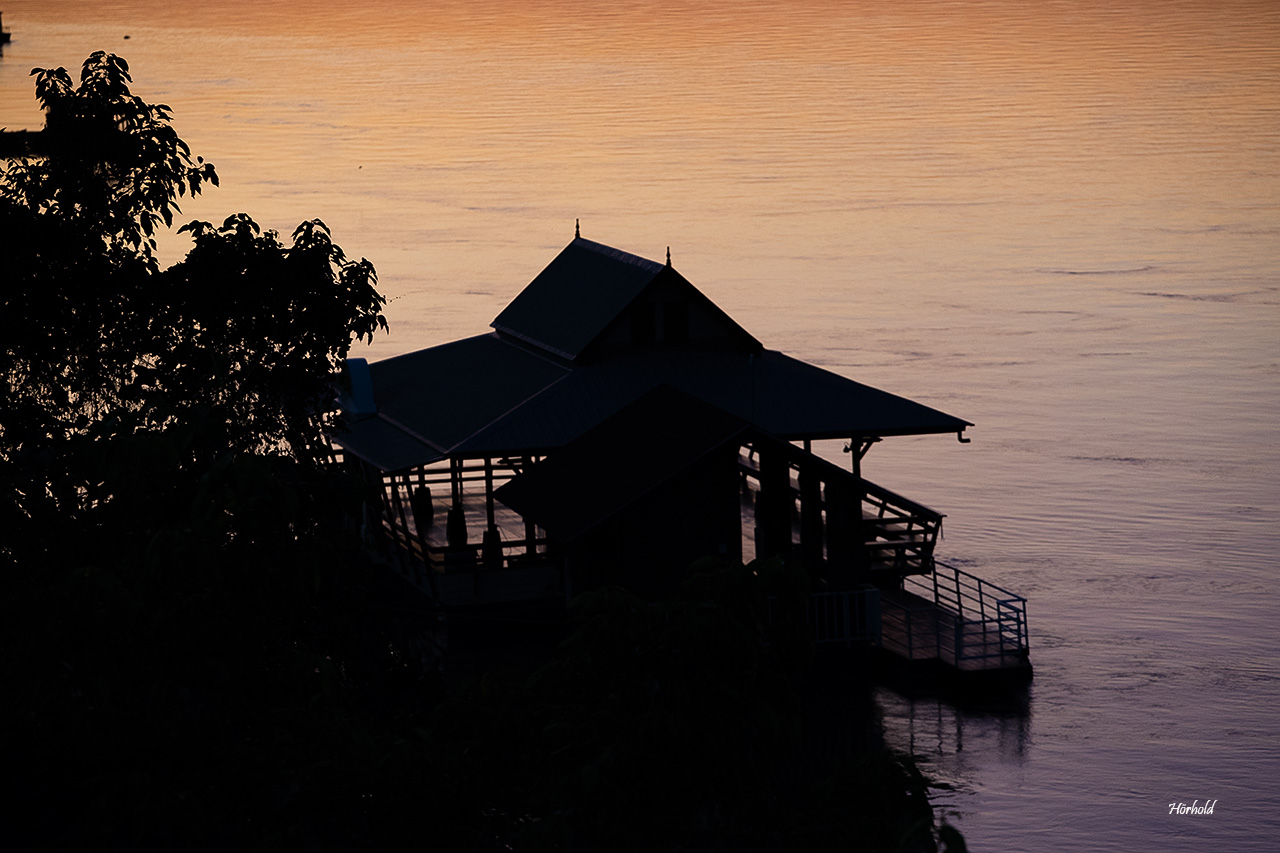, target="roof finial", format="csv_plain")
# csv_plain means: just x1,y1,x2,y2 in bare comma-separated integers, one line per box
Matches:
666,246,671,267
575,218,580,239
